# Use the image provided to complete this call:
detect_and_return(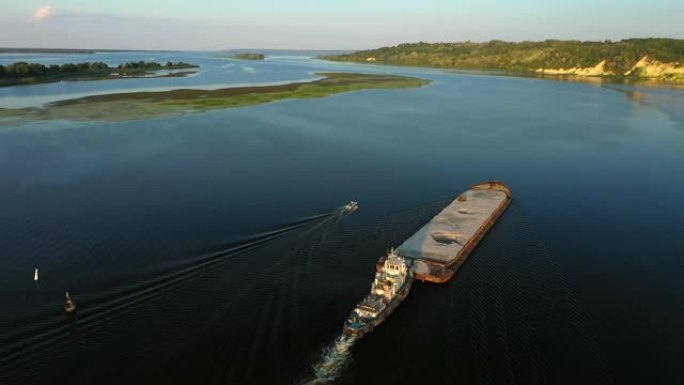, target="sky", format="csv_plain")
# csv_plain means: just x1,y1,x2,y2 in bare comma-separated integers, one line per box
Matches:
1,0,683,50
